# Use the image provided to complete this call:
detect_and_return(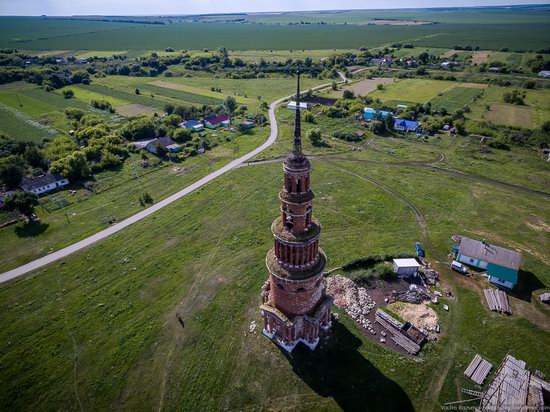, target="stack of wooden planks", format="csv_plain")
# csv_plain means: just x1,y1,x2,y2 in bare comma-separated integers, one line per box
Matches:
464,354,493,385
484,288,512,315
375,309,422,355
